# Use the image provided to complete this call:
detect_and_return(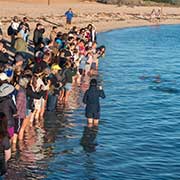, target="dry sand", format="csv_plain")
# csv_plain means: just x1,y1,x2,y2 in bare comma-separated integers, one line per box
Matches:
0,0,180,38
